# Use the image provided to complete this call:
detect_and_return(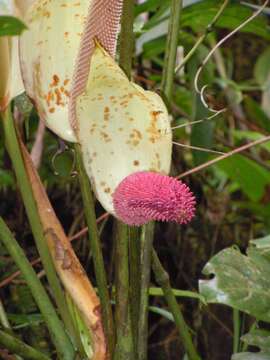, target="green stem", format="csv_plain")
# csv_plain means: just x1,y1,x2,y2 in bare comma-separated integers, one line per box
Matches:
0,217,74,360
175,0,230,73
113,1,136,359
161,0,183,102
74,143,115,356
159,2,200,359
233,309,240,354
128,226,141,357
0,330,50,360
114,222,134,360
137,222,155,360
0,298,10,329
0,297,23,360
152,249,201,360
1,107,75,345
119,0,135,79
